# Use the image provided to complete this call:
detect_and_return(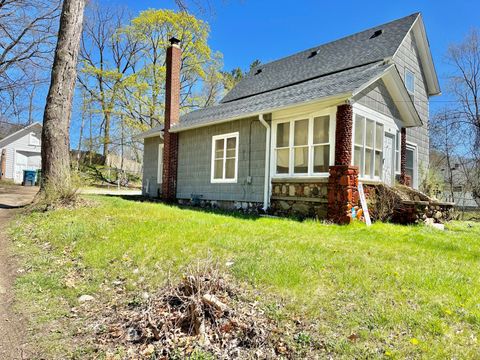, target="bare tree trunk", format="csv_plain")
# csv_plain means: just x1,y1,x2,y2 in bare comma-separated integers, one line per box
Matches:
76,89,87,170
28,81,36,125
41,0,86,190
